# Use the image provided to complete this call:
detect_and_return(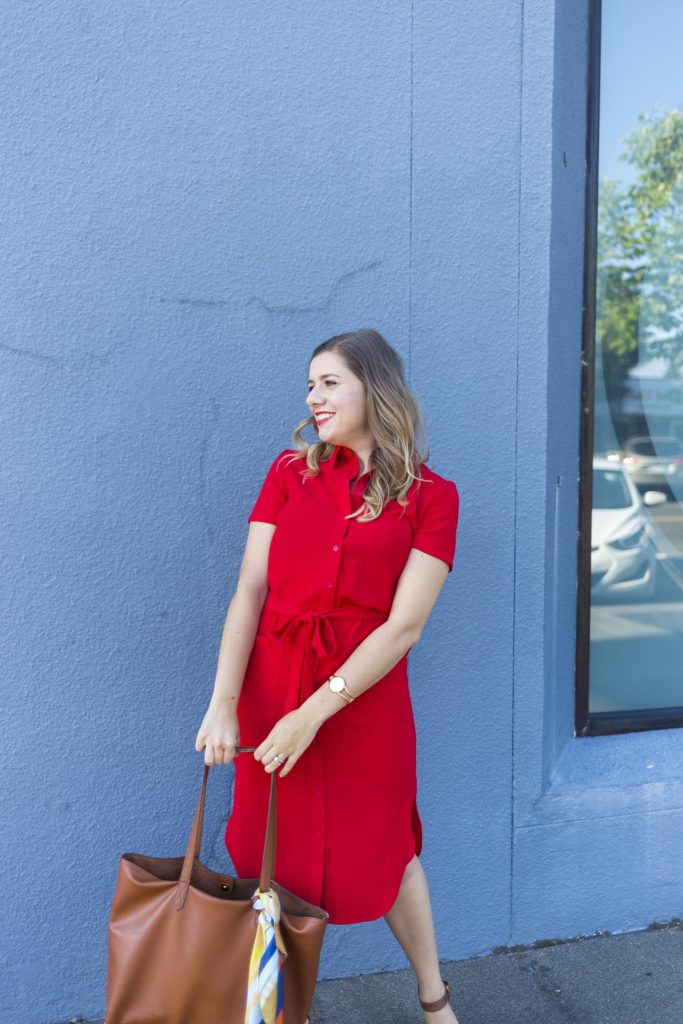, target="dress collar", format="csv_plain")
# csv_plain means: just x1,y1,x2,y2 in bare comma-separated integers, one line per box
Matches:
328,444,375,479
